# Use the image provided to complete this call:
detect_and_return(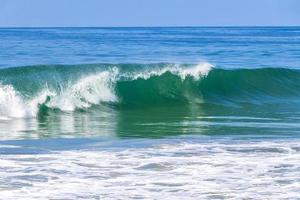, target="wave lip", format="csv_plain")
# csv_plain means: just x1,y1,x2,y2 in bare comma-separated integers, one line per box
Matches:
126,62,213,80
46,68,119,112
